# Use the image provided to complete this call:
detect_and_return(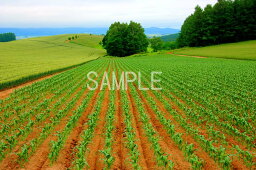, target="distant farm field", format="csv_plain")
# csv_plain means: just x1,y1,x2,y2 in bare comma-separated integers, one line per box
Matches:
0,54,255,169
174,40,256,60
0,34,105,89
